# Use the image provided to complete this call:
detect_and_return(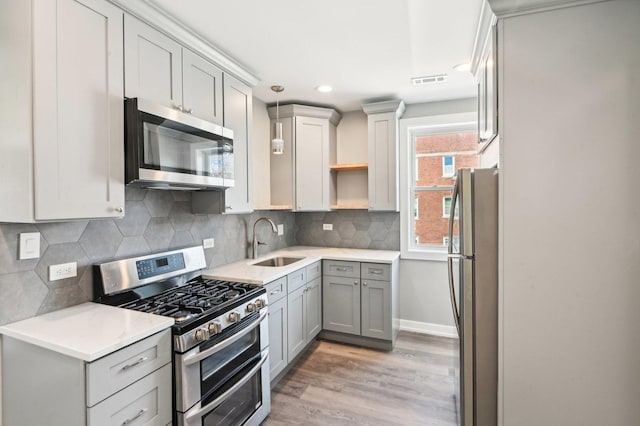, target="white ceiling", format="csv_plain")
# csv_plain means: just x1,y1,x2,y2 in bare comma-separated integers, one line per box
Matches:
147,0,482,112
